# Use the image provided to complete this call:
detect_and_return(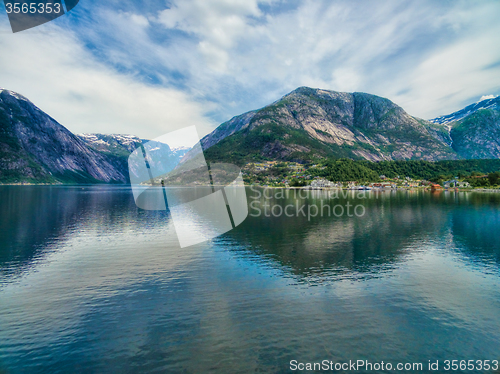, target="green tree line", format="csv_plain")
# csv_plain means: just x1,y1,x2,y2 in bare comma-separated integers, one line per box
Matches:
311,159,500,183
